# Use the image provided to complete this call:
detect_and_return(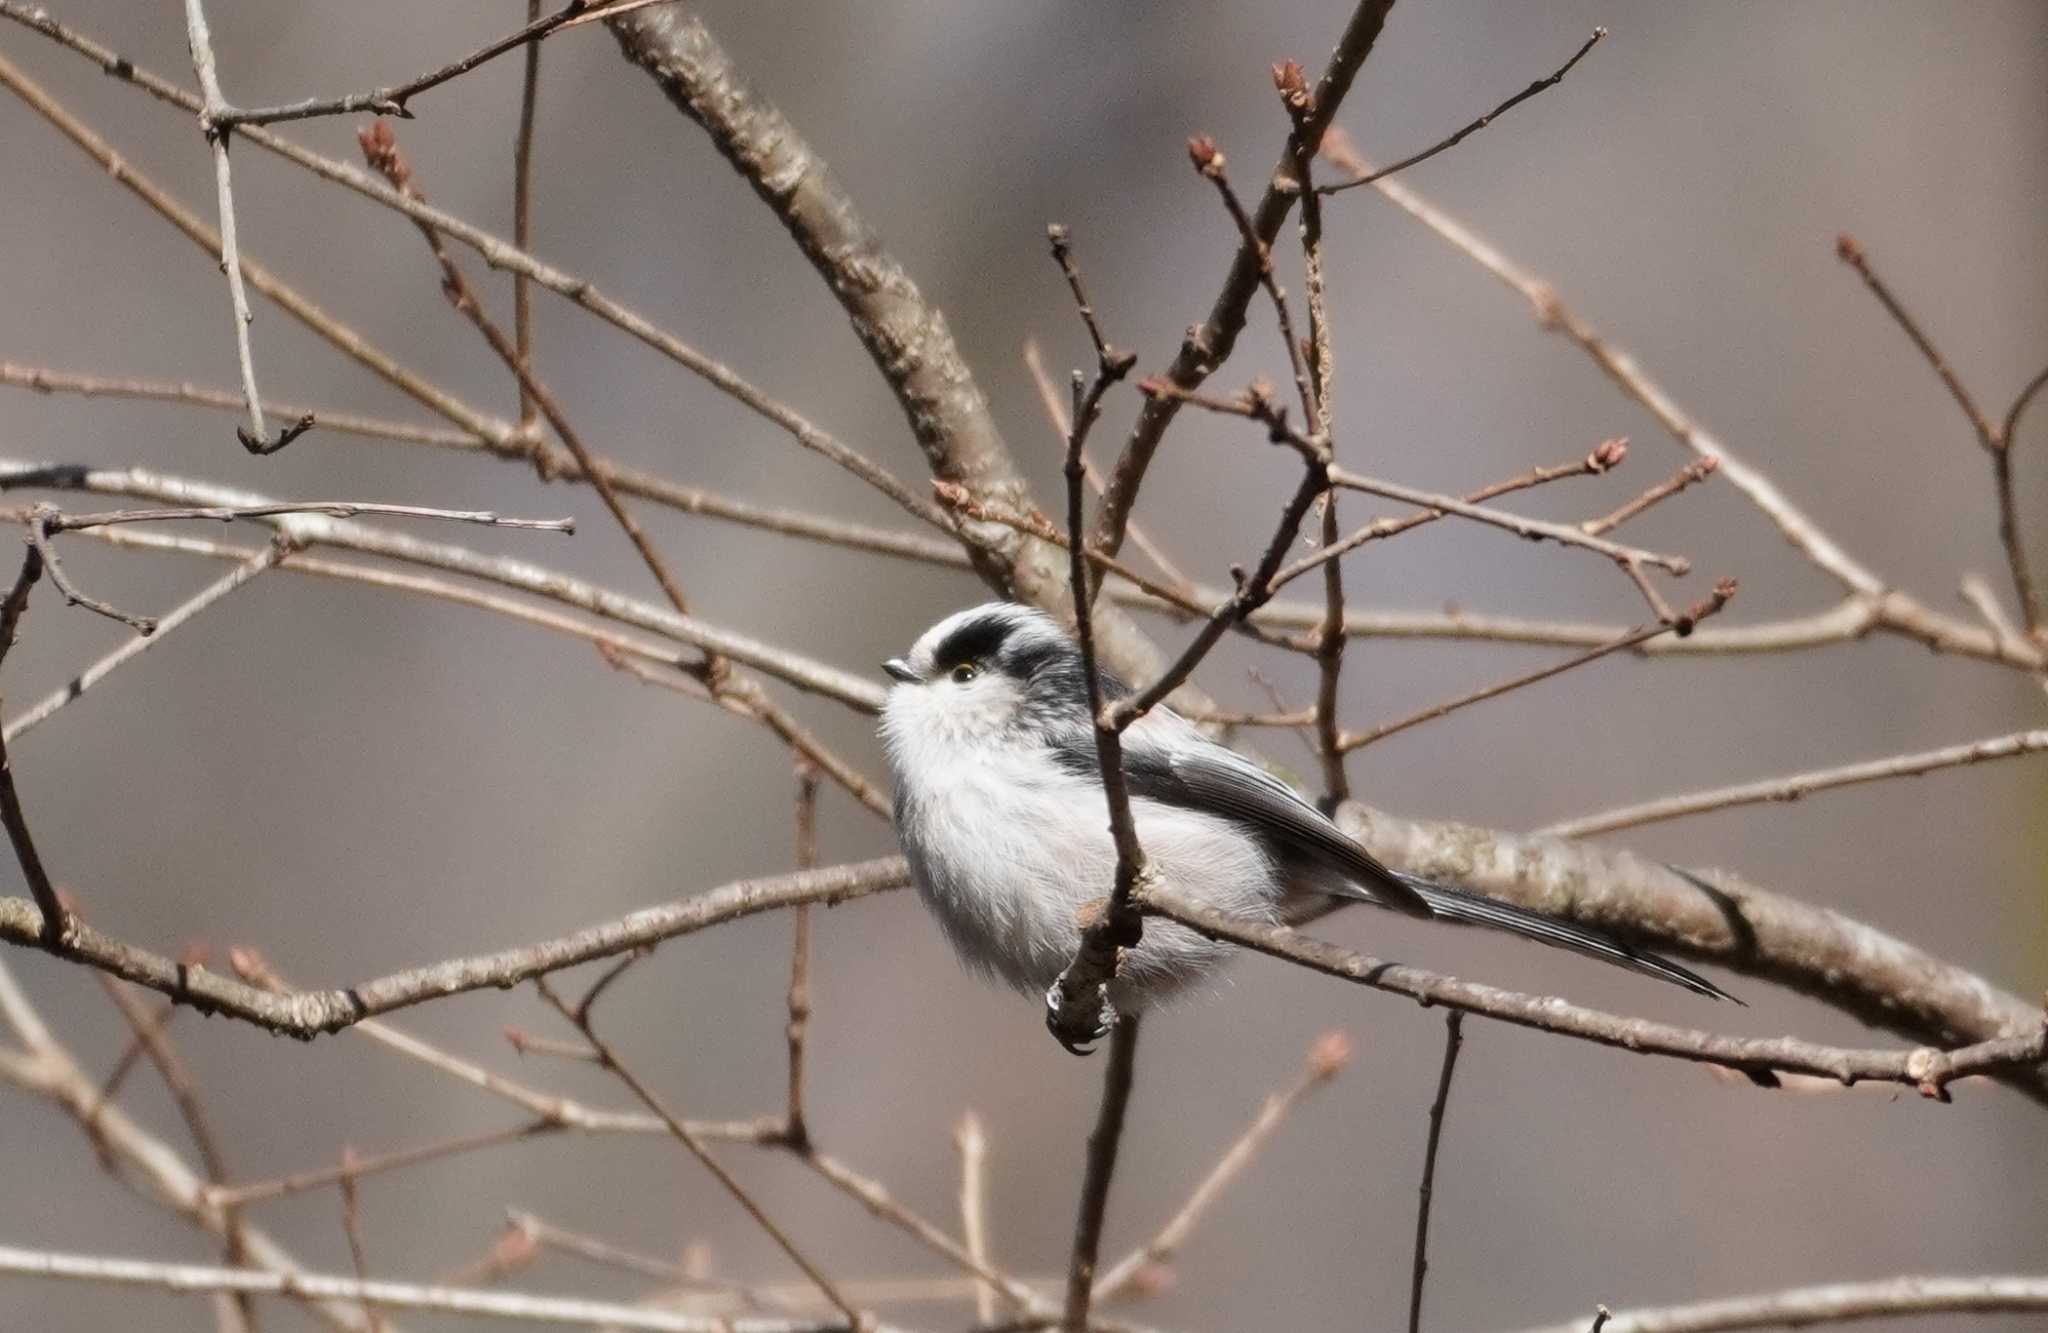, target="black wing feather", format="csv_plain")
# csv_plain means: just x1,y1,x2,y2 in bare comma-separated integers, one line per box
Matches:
1051,733,1433,918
